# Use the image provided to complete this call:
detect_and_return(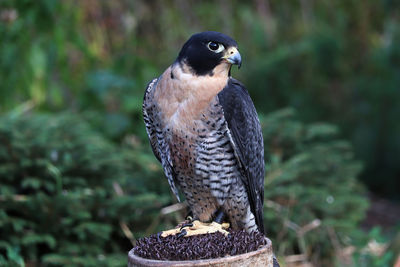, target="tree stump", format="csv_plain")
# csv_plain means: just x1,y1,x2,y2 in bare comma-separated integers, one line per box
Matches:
128,236,275,267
